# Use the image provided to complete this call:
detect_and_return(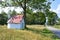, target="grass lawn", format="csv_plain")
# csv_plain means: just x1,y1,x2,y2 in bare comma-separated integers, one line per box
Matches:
54,25,60,29
0,25,60,40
